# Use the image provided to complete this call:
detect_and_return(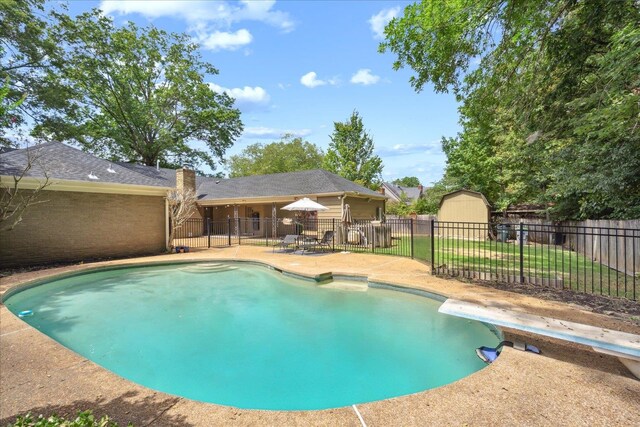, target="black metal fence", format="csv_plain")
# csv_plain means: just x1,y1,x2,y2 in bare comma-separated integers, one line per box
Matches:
433,221,639,301
173,217,422,258
172,217,639,301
